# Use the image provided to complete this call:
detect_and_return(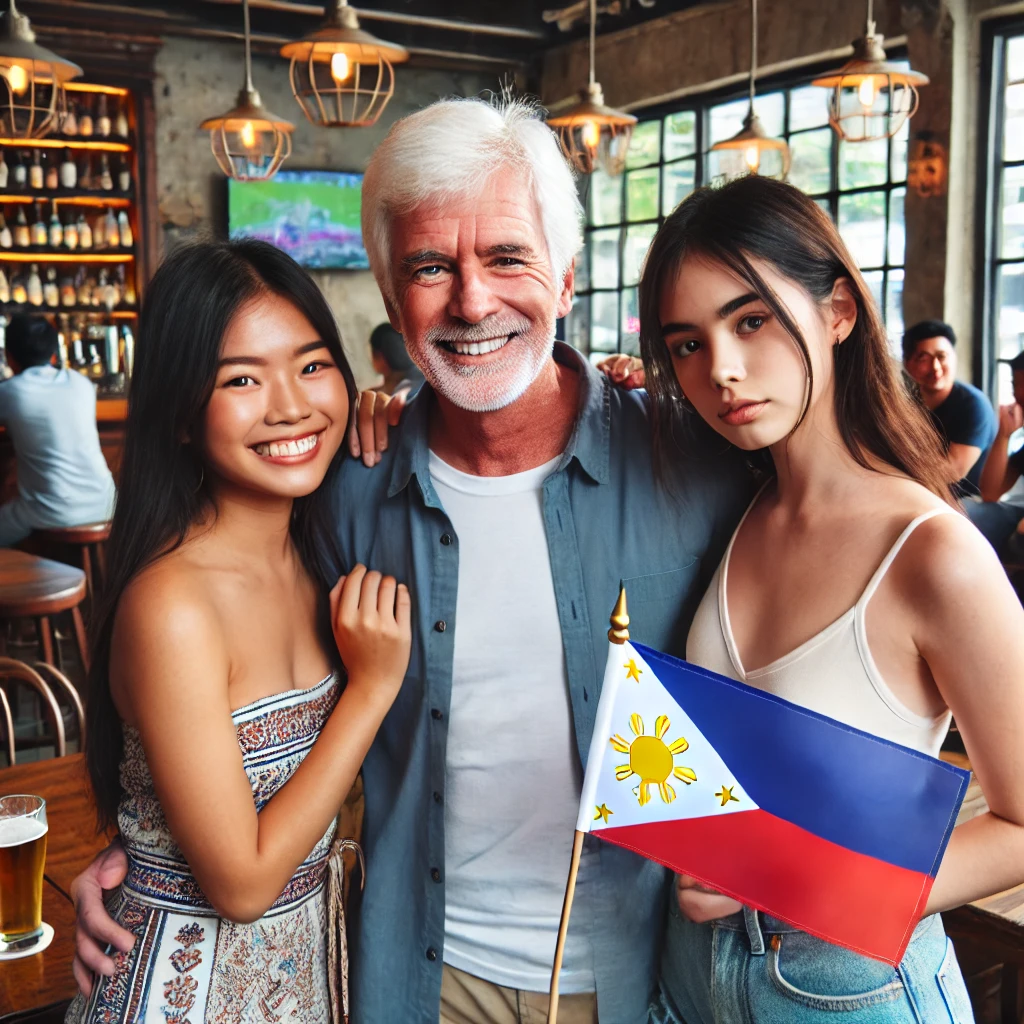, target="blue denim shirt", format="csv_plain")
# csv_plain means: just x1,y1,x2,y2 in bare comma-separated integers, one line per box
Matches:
332,344,753,1023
